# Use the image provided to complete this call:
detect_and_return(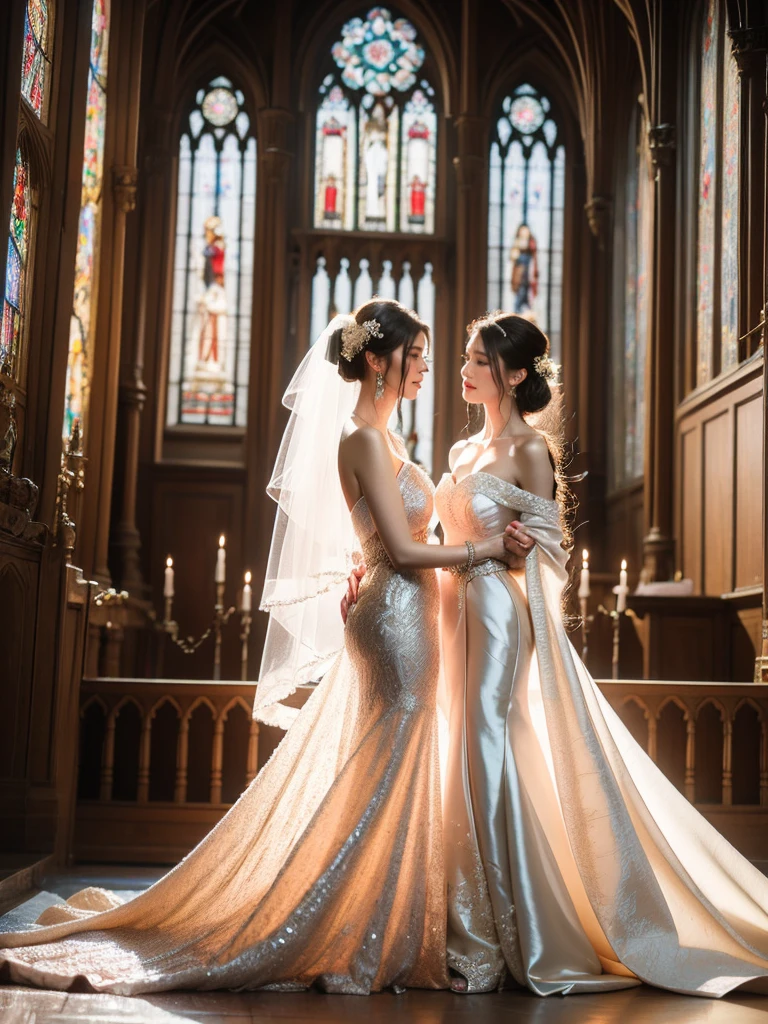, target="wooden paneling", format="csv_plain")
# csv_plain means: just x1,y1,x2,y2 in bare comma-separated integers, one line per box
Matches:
680,425,702,591
676,360,762,601
150,468,246,681
703,411,733,595
735,394,763,589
